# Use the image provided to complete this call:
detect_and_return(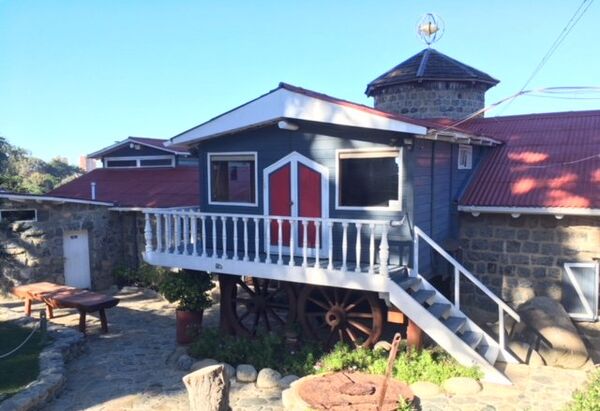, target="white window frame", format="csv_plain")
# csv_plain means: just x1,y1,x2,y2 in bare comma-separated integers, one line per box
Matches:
103,155,175,168
335,147,403,211
207,152,258,207
457,144,473,170
0,208,38,223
